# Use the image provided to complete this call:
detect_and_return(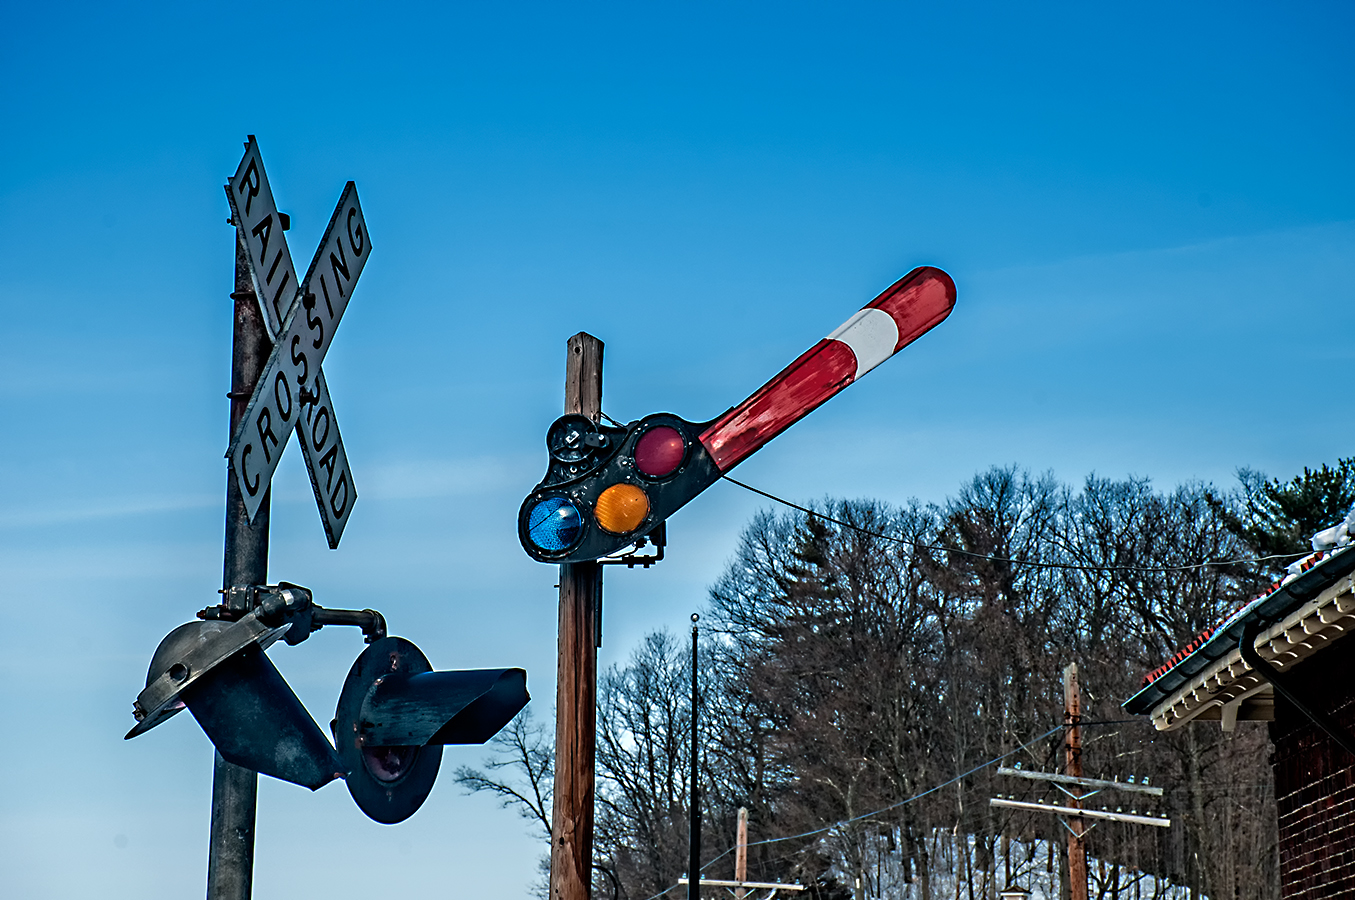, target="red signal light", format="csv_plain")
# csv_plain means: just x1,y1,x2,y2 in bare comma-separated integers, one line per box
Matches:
634,426,686,478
